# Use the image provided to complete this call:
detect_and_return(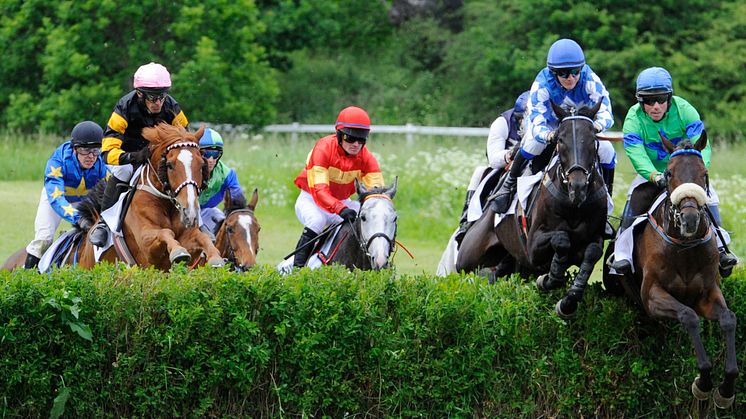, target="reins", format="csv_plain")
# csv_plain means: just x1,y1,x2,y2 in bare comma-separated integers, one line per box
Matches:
137,141,202,208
